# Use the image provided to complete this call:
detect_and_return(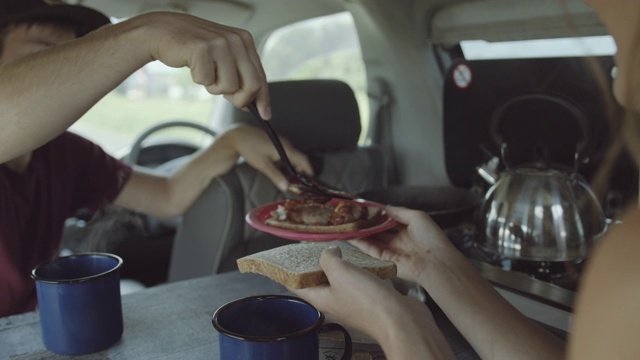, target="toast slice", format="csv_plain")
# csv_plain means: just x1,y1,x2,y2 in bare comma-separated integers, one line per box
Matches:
265,206,382,233
237,242,397,289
